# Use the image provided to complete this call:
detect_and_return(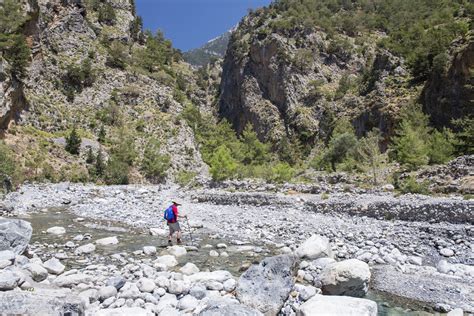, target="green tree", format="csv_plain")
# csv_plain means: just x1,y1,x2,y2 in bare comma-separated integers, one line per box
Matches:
110,128,137,166
429,128,455,164
141,140,171,183
0,141,16,192
95,149,105,176
390,104,431,170
452,116,474,155
209,145,238,181
321,117,358,171
86,147,95,164
98,3,116,25
65,126,82,155
355,129,387,185
0,0,30,79
240,124,270,165
98,125,106,143
104,156,129,185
